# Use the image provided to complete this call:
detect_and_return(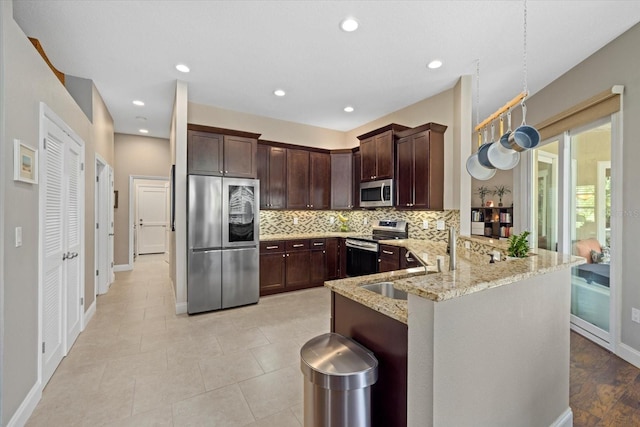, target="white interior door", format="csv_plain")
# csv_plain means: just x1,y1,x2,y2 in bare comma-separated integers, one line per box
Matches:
42,116,66,386
65,139,83,351
137,184,168,254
